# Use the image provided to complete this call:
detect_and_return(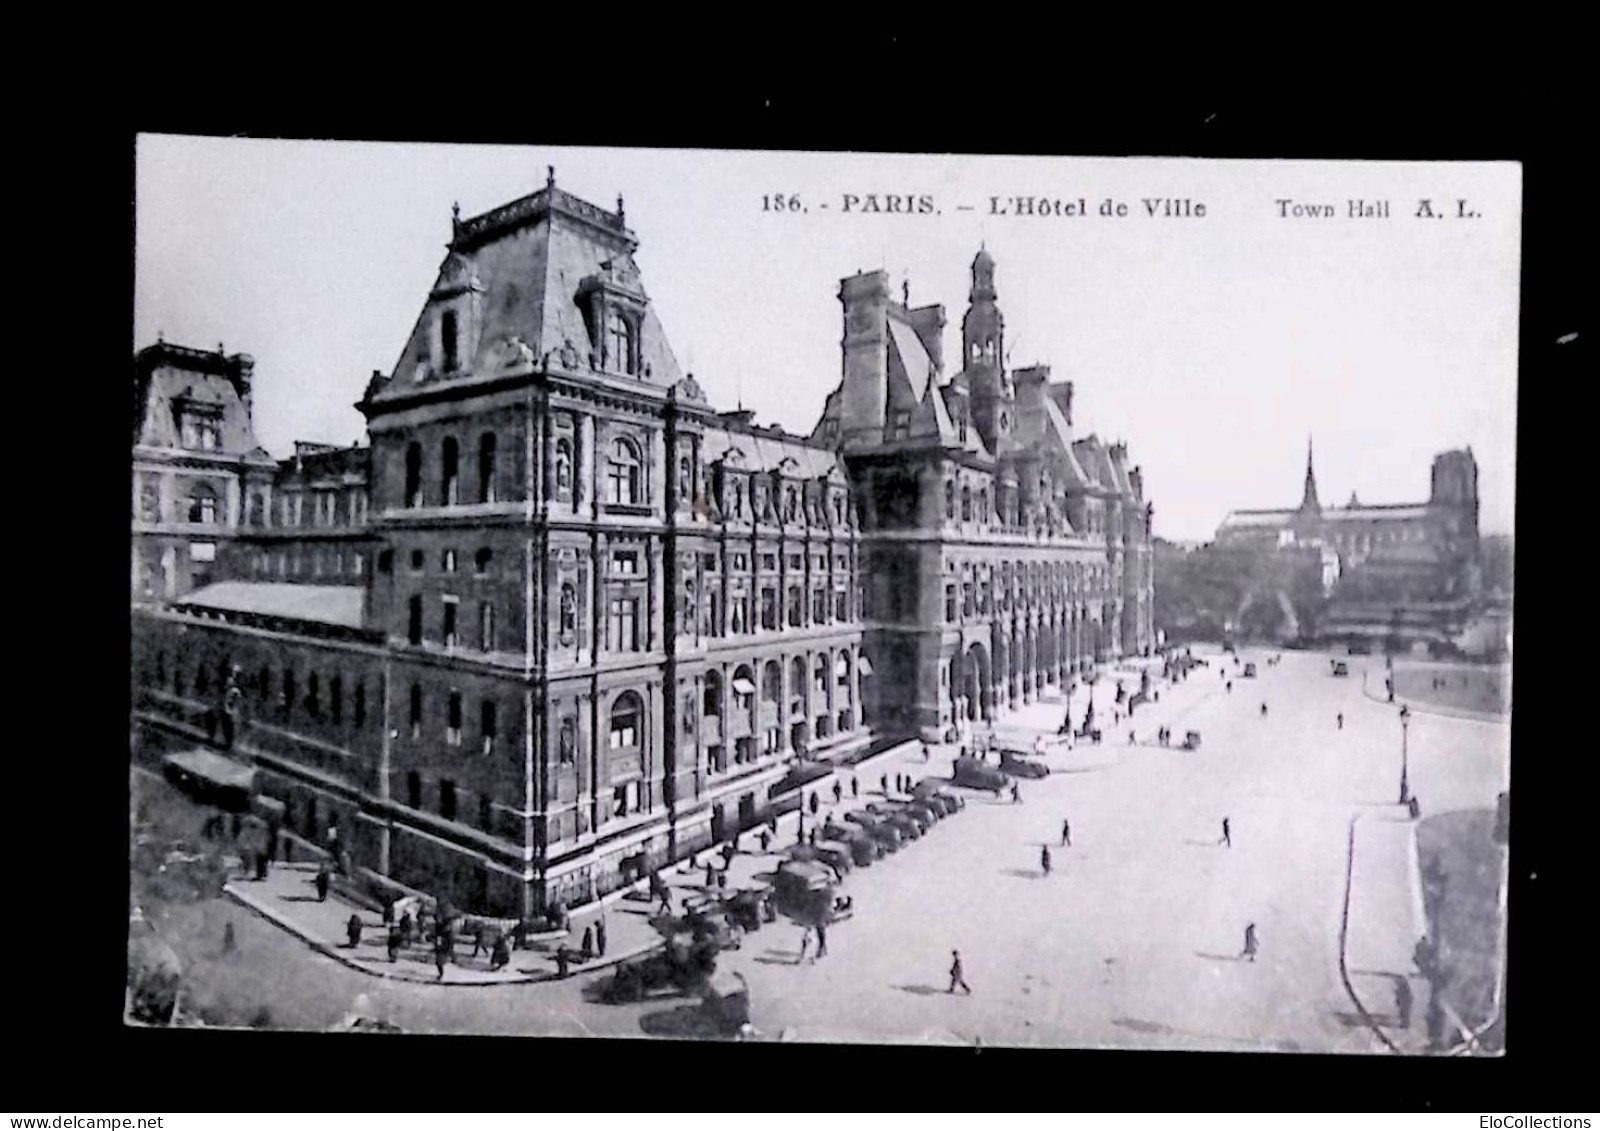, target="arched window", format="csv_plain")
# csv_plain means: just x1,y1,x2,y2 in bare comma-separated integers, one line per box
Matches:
787,585,802,627
945,481,956,520
477,433,497,503
187,483,218,524
405,443,423,508
682,578,697,634
441,437,460,506
703,670,722,718
731,665,756,713
762,660,782,703
979,489,989,523
813,655,828,696
609,691,642,750
790,657,806,707
607,437,641,506
554,439,573,498
962,485,972,522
